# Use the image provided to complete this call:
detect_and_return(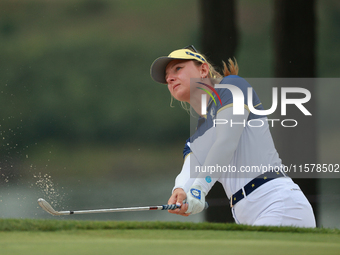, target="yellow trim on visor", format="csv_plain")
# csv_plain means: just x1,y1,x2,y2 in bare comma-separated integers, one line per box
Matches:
150,49,207,84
